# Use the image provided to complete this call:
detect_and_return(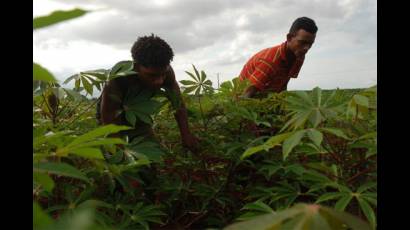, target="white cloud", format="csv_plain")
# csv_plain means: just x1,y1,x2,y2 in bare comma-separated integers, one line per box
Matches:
33,0,377,91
